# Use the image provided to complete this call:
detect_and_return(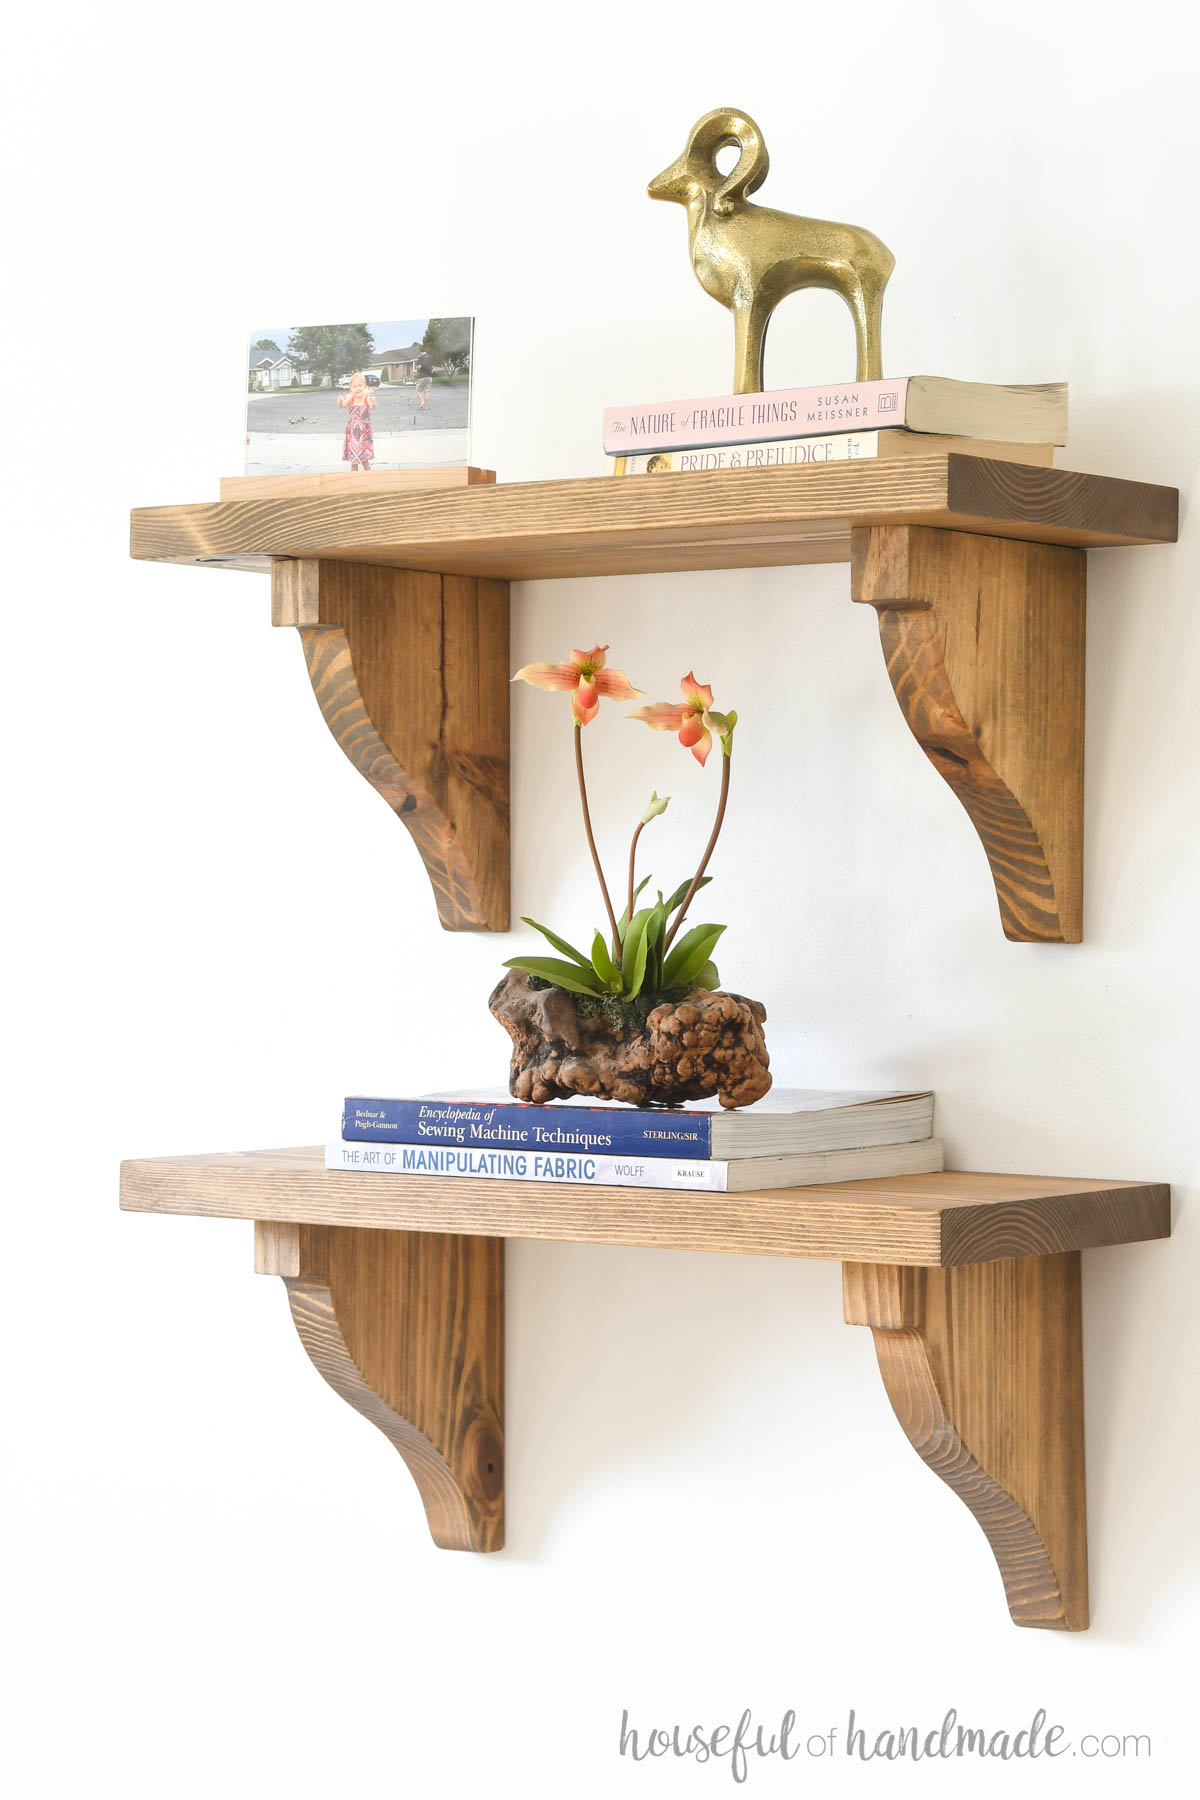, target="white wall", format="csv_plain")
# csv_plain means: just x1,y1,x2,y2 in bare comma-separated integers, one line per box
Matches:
4,2,1197,1793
